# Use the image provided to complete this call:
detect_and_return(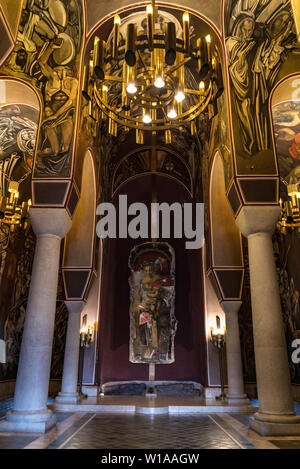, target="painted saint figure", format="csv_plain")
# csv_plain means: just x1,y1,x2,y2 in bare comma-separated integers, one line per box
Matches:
129,243,176,364
226,13,257,155
36,38,78,174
